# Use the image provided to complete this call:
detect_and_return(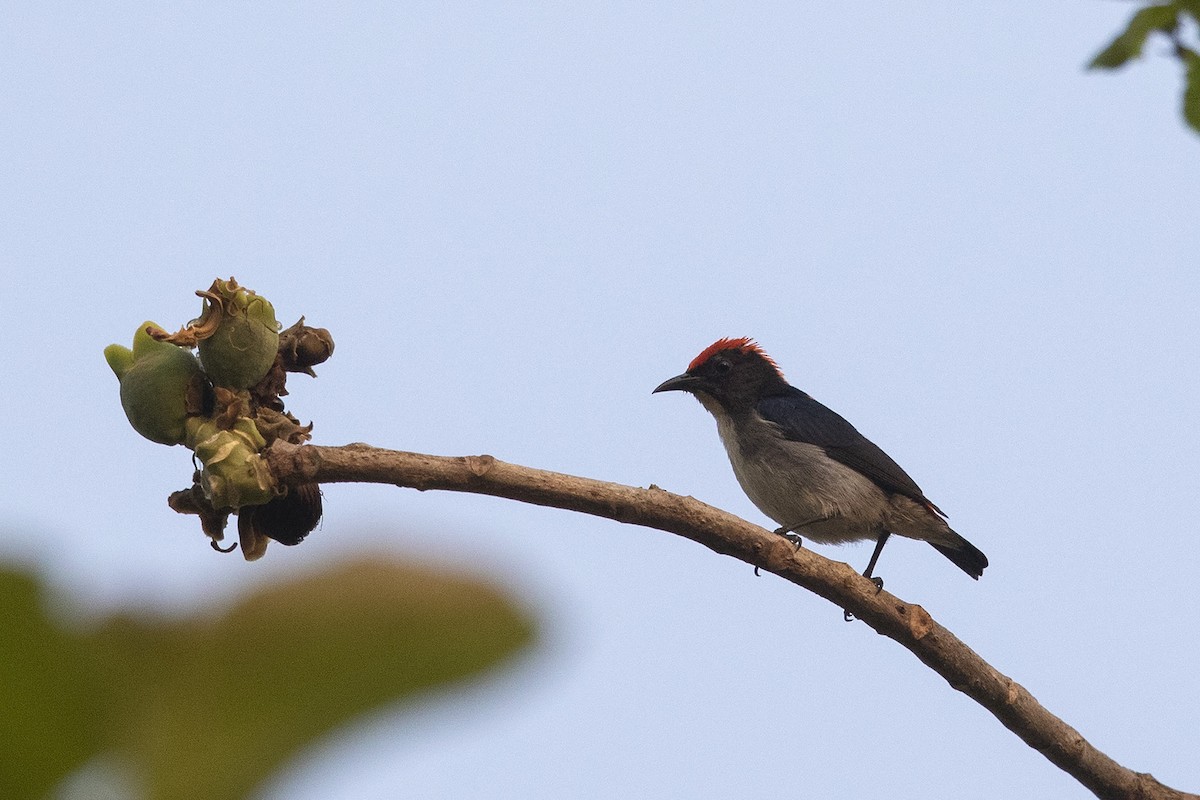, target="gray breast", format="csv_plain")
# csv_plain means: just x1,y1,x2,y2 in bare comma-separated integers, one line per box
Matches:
715,411,891,545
